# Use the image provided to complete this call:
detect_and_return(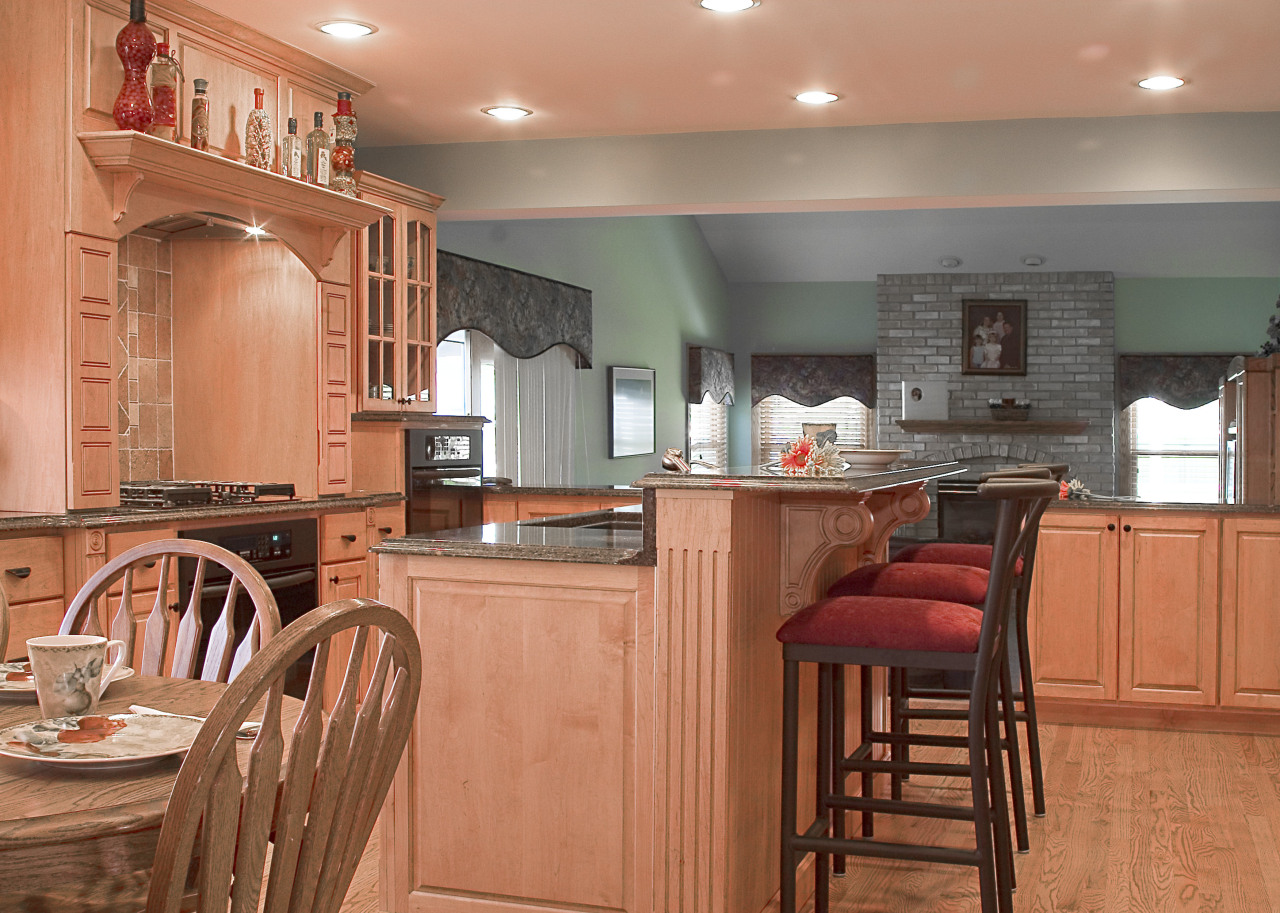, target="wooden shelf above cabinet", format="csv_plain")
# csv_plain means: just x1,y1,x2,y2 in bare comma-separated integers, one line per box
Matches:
78,130,389,277
896,419,1090,435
